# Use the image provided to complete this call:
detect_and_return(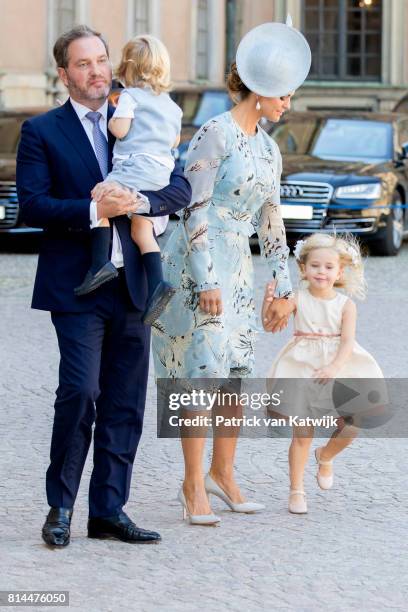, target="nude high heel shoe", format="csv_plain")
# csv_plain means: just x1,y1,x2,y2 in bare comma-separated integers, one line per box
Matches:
177,488,220,526
288,490,308,514
315,446,334,490
204,474,265,513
